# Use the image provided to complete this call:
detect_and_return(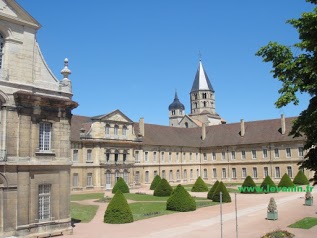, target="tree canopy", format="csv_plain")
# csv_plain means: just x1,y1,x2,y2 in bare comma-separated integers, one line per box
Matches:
256,0,317,184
